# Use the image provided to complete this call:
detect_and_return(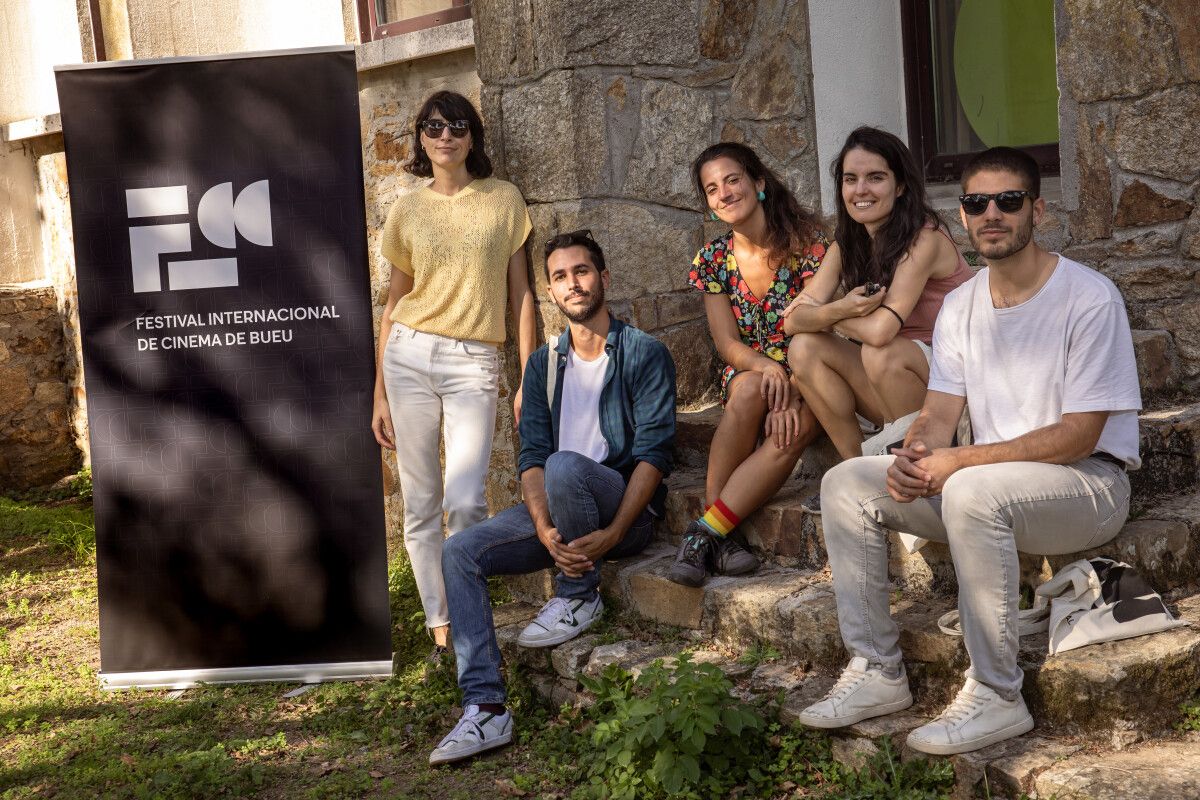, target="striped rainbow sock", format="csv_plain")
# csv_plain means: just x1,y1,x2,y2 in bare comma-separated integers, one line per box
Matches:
697,498,741,537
